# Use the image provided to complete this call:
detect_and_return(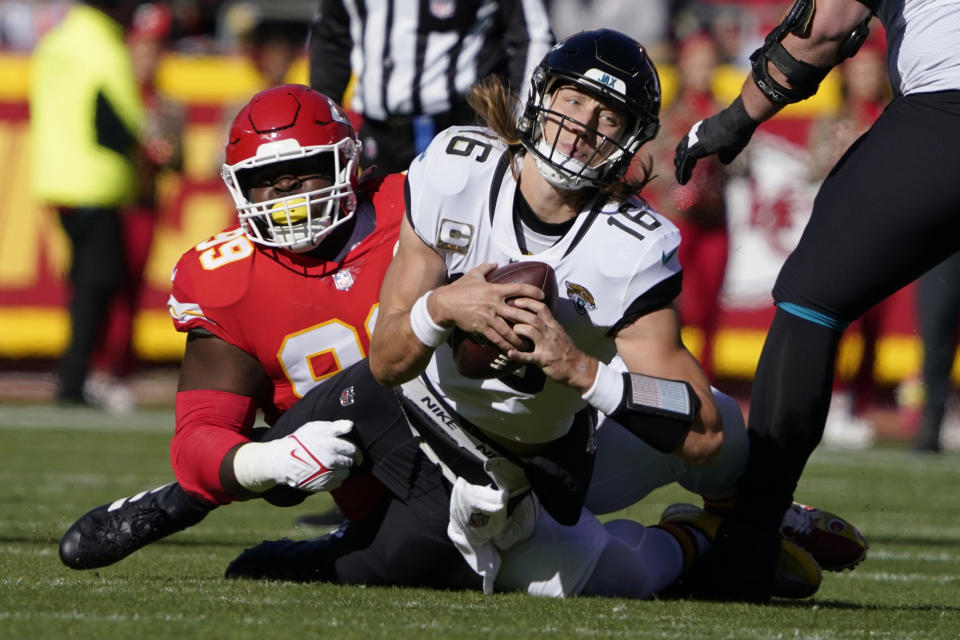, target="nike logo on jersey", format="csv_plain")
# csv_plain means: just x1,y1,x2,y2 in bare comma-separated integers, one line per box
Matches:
661,248,678,264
